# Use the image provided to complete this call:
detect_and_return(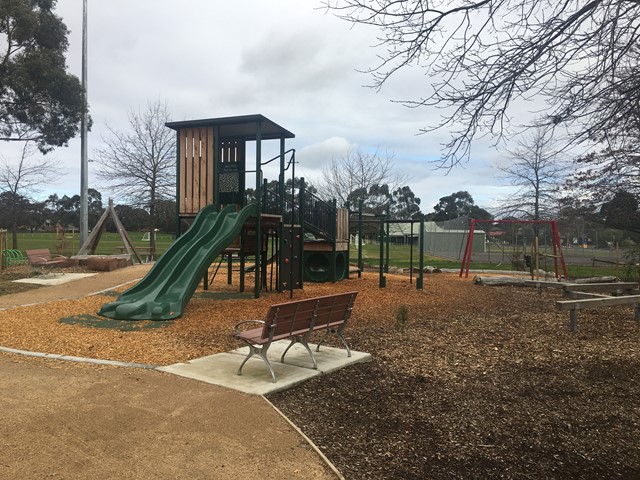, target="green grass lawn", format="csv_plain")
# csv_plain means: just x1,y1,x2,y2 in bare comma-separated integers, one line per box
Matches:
352,243,634,280
2,233,634,281
3,231,175,257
